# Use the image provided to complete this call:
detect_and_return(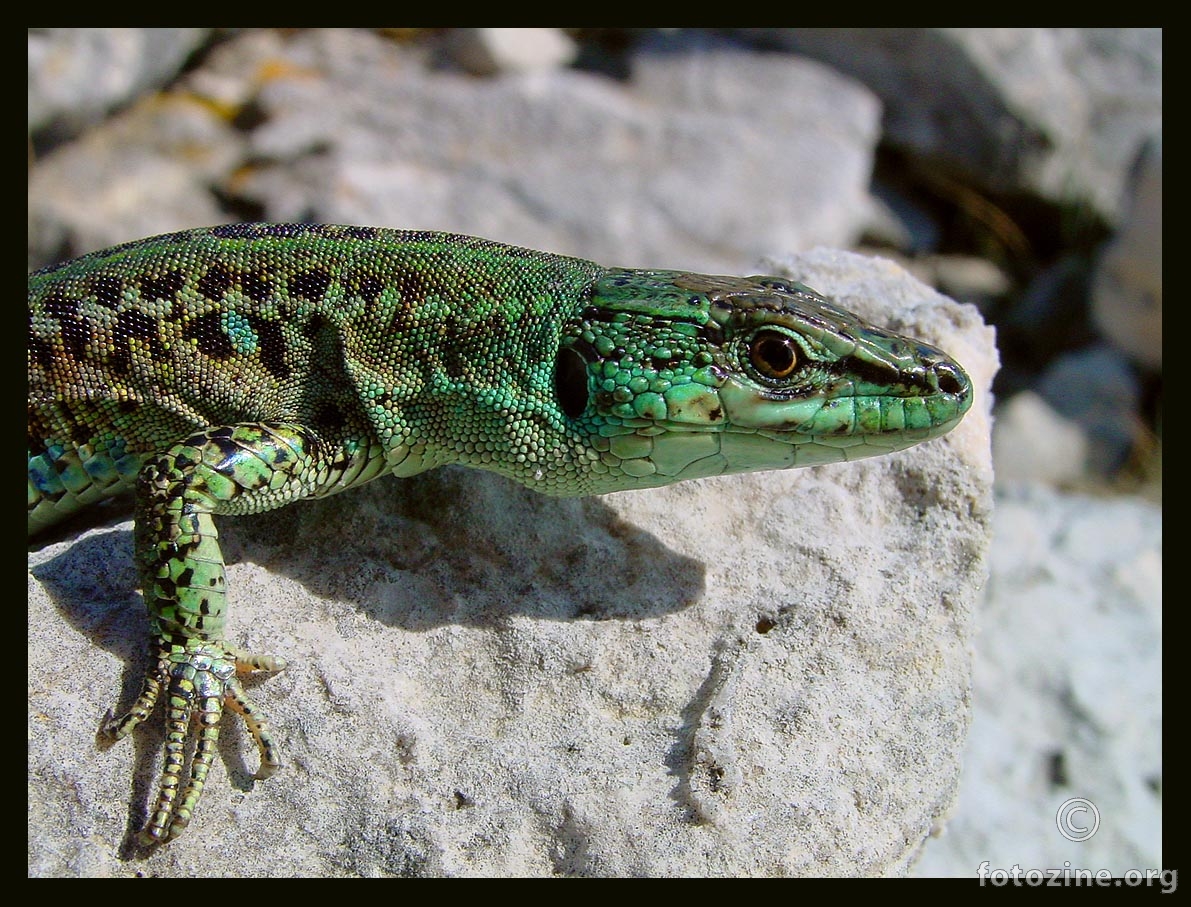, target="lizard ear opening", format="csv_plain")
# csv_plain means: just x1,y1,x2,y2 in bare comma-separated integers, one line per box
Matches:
555,346,589,419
